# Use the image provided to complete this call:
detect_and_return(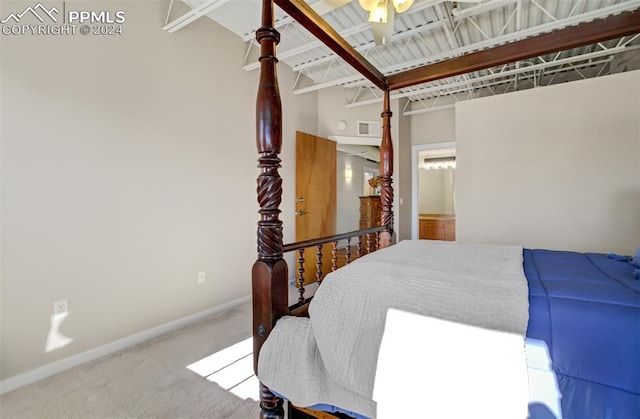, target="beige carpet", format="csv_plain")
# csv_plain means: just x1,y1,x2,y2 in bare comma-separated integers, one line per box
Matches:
0,301,262,419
